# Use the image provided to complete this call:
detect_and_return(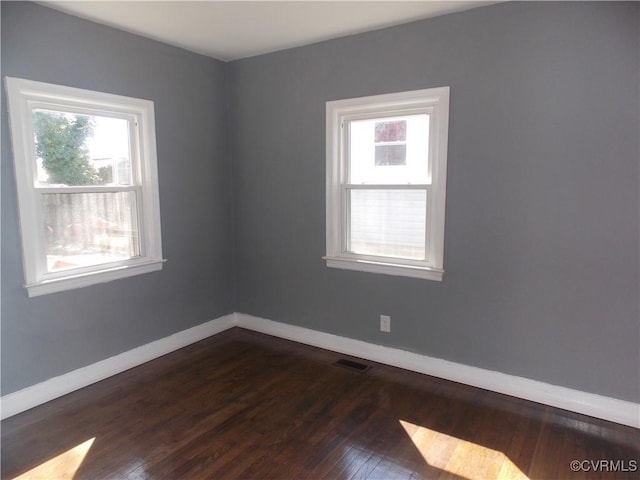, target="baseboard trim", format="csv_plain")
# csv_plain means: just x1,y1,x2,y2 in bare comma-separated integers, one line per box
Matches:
235,313,640,429
3,312,637,428
0,313,236,420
